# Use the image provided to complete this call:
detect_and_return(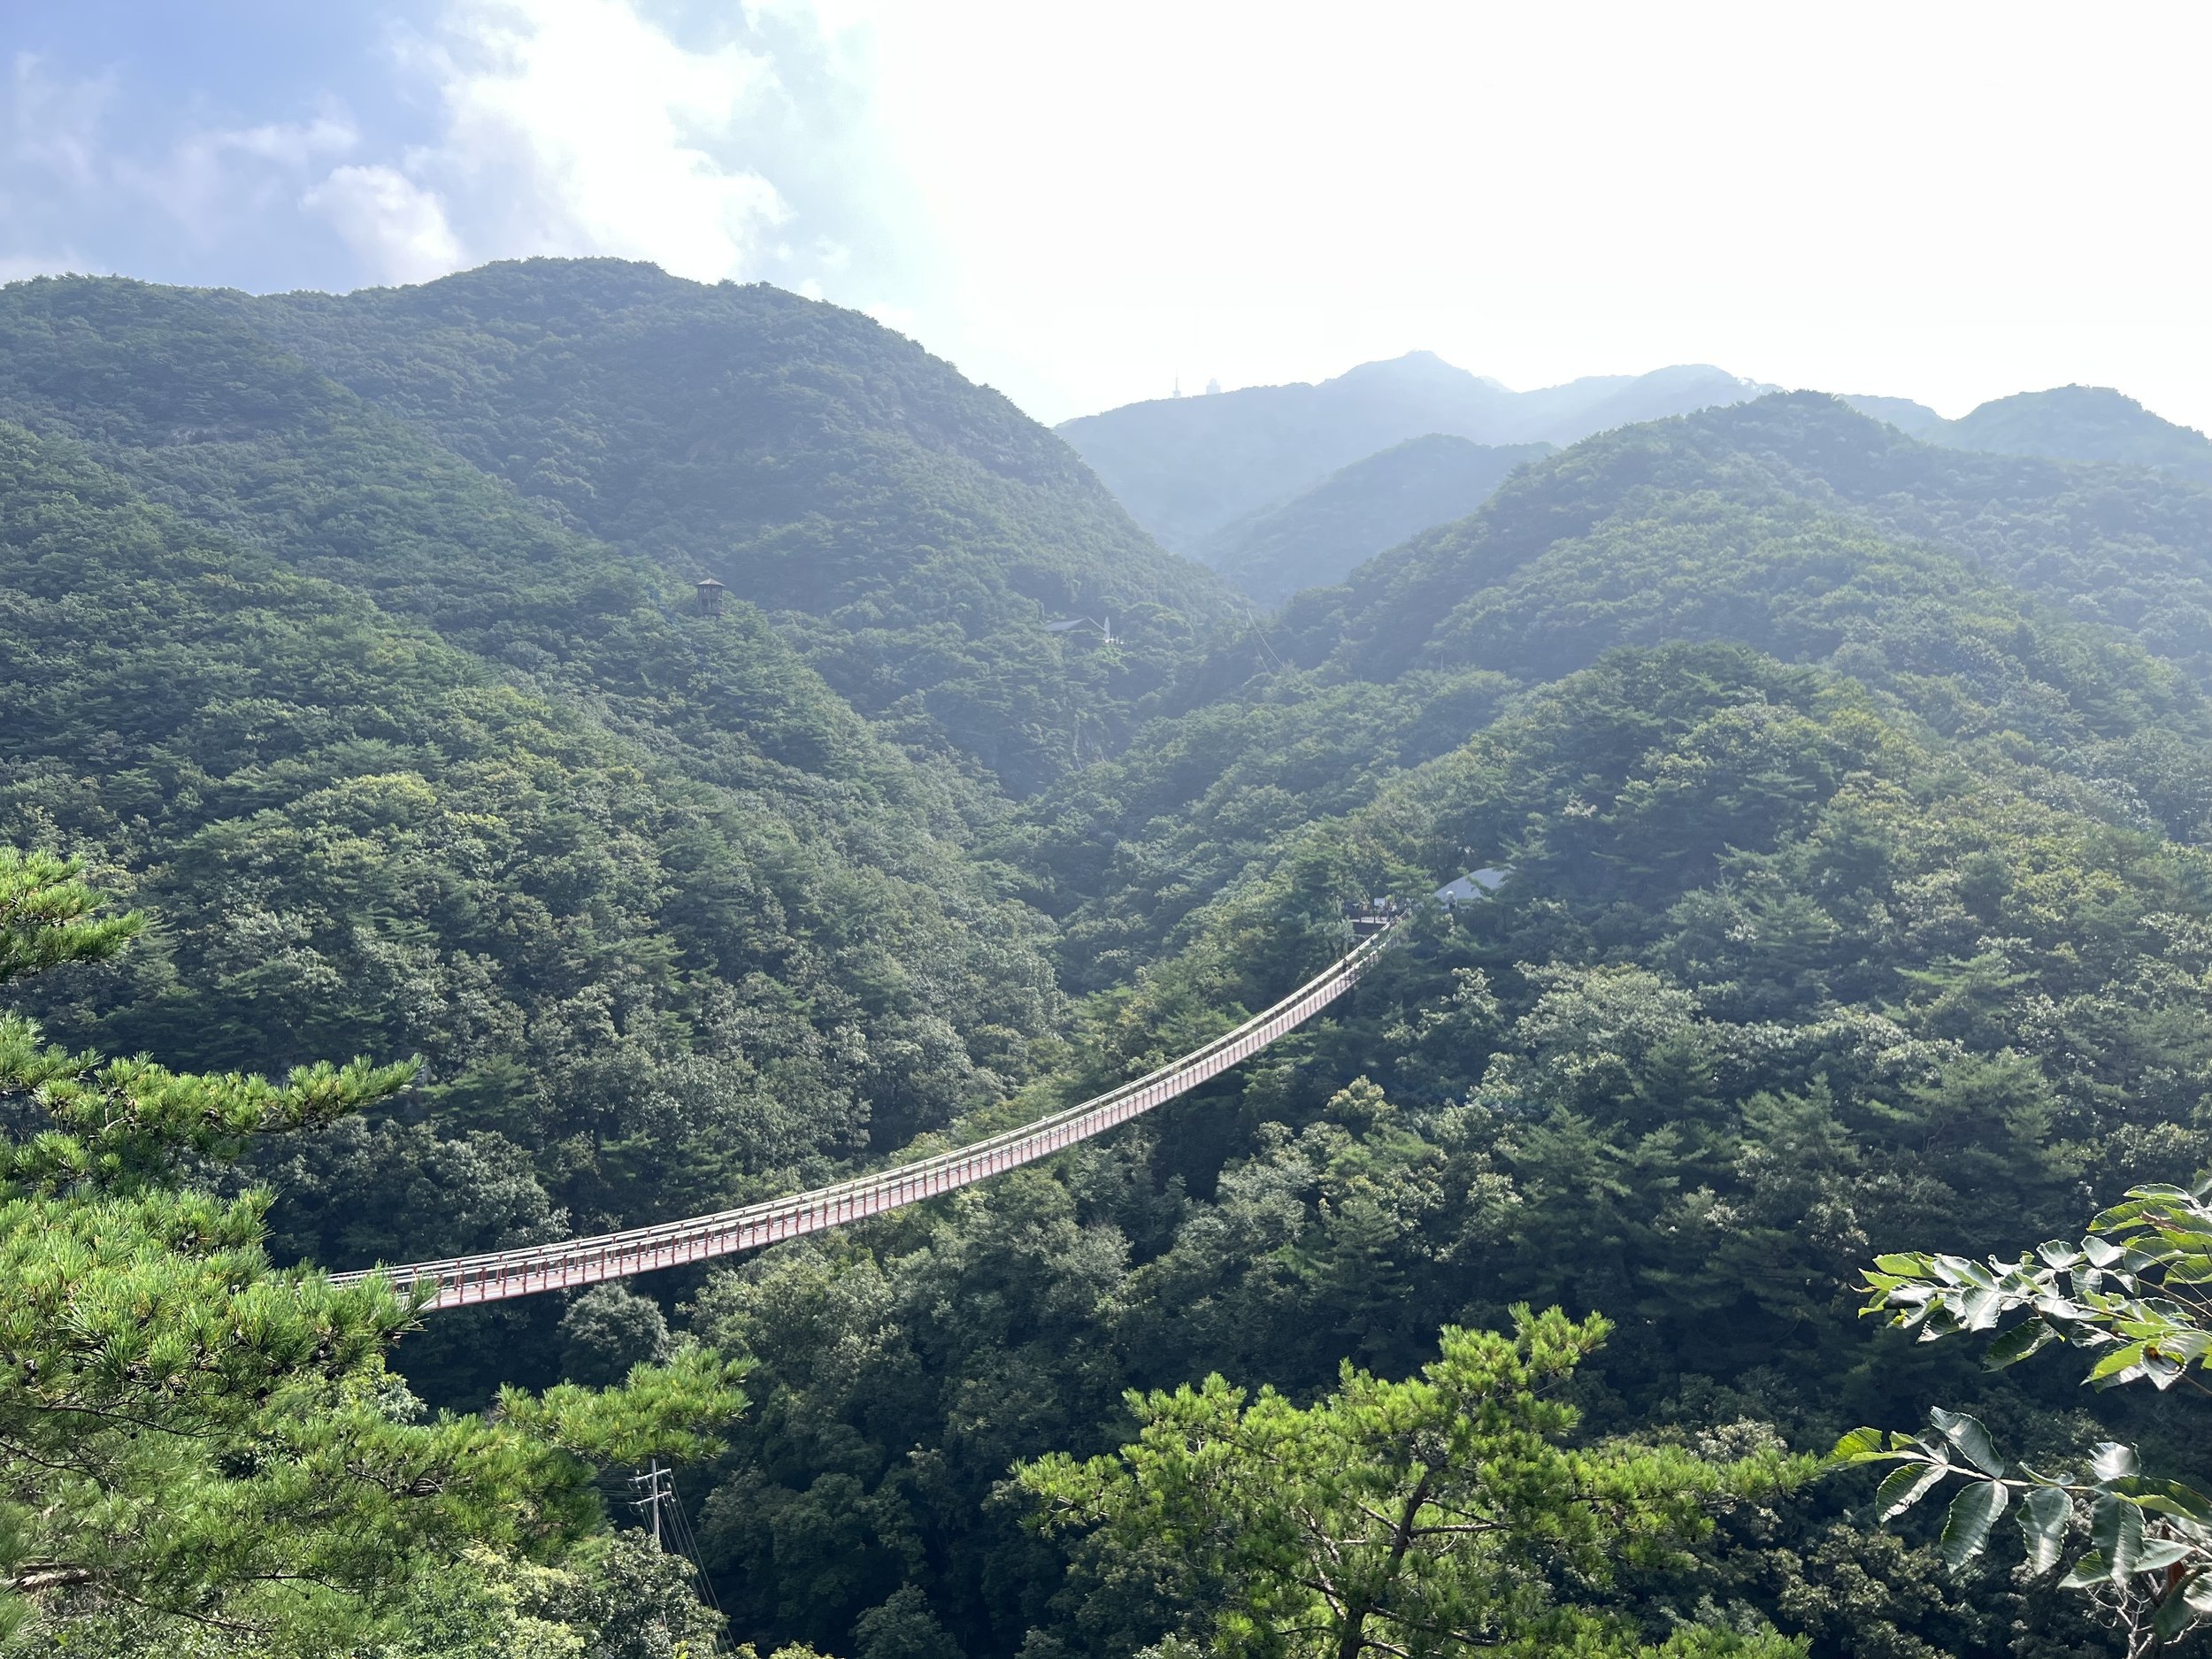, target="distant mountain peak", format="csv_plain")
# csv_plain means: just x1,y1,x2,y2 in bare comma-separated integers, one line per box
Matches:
1335,349,1486,388
1931,384,2212,482
1060,356,1773,551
